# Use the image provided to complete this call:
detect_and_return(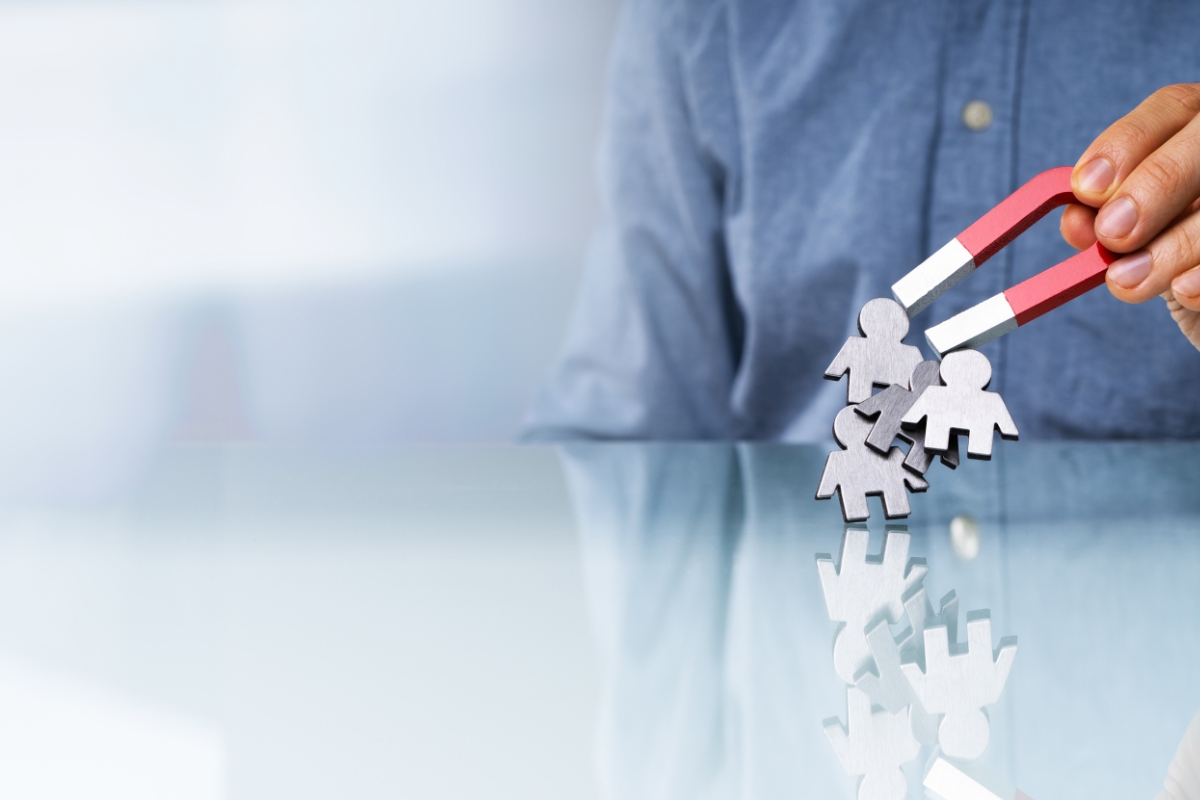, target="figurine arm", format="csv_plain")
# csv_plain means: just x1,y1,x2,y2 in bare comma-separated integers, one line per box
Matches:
901,394,930,428
816,453,841,499
855,387,888,418
824,343,853,380
991,397,1020,439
